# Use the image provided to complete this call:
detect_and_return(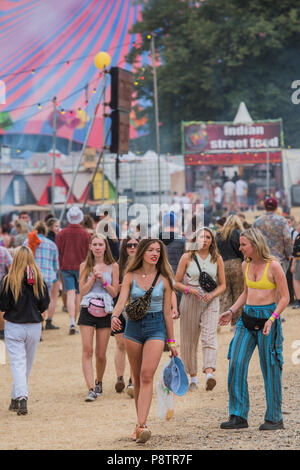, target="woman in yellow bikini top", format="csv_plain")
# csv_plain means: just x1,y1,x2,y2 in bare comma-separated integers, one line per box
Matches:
219,228,289,336
245,261,276,290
